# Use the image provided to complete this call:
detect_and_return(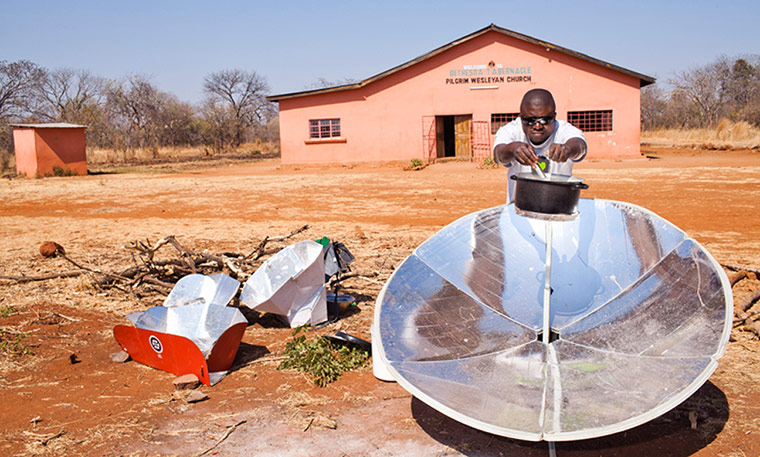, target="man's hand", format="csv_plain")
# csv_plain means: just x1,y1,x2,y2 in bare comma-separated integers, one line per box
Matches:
545,138,587,163
511,142,539,167
494,142,538,167
546,143,572,162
